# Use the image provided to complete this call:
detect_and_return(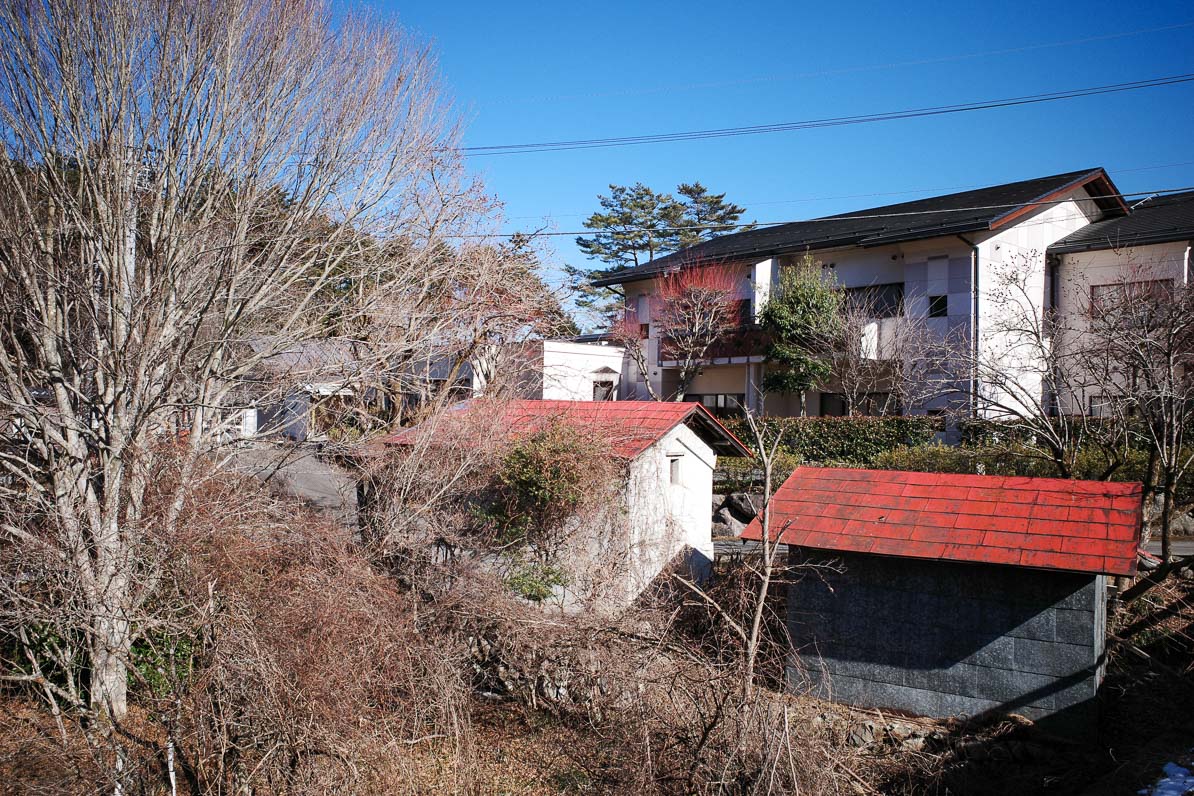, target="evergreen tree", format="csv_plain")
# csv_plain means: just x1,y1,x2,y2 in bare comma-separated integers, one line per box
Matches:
568,181,751,327
574,183,686,268
676,182,754,247
758,254,842,414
